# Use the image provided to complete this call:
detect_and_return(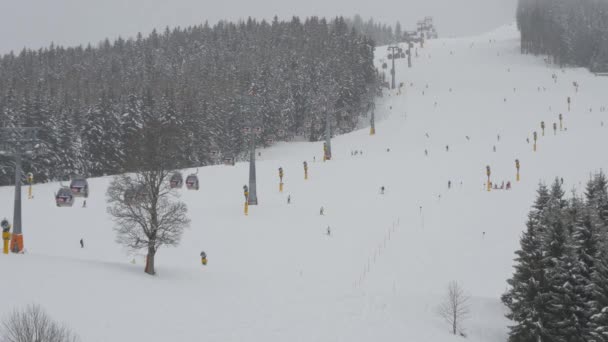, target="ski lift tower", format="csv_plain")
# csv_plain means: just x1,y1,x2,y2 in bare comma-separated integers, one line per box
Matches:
241,85,262,205
387,45,400,89
0,126,38,253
